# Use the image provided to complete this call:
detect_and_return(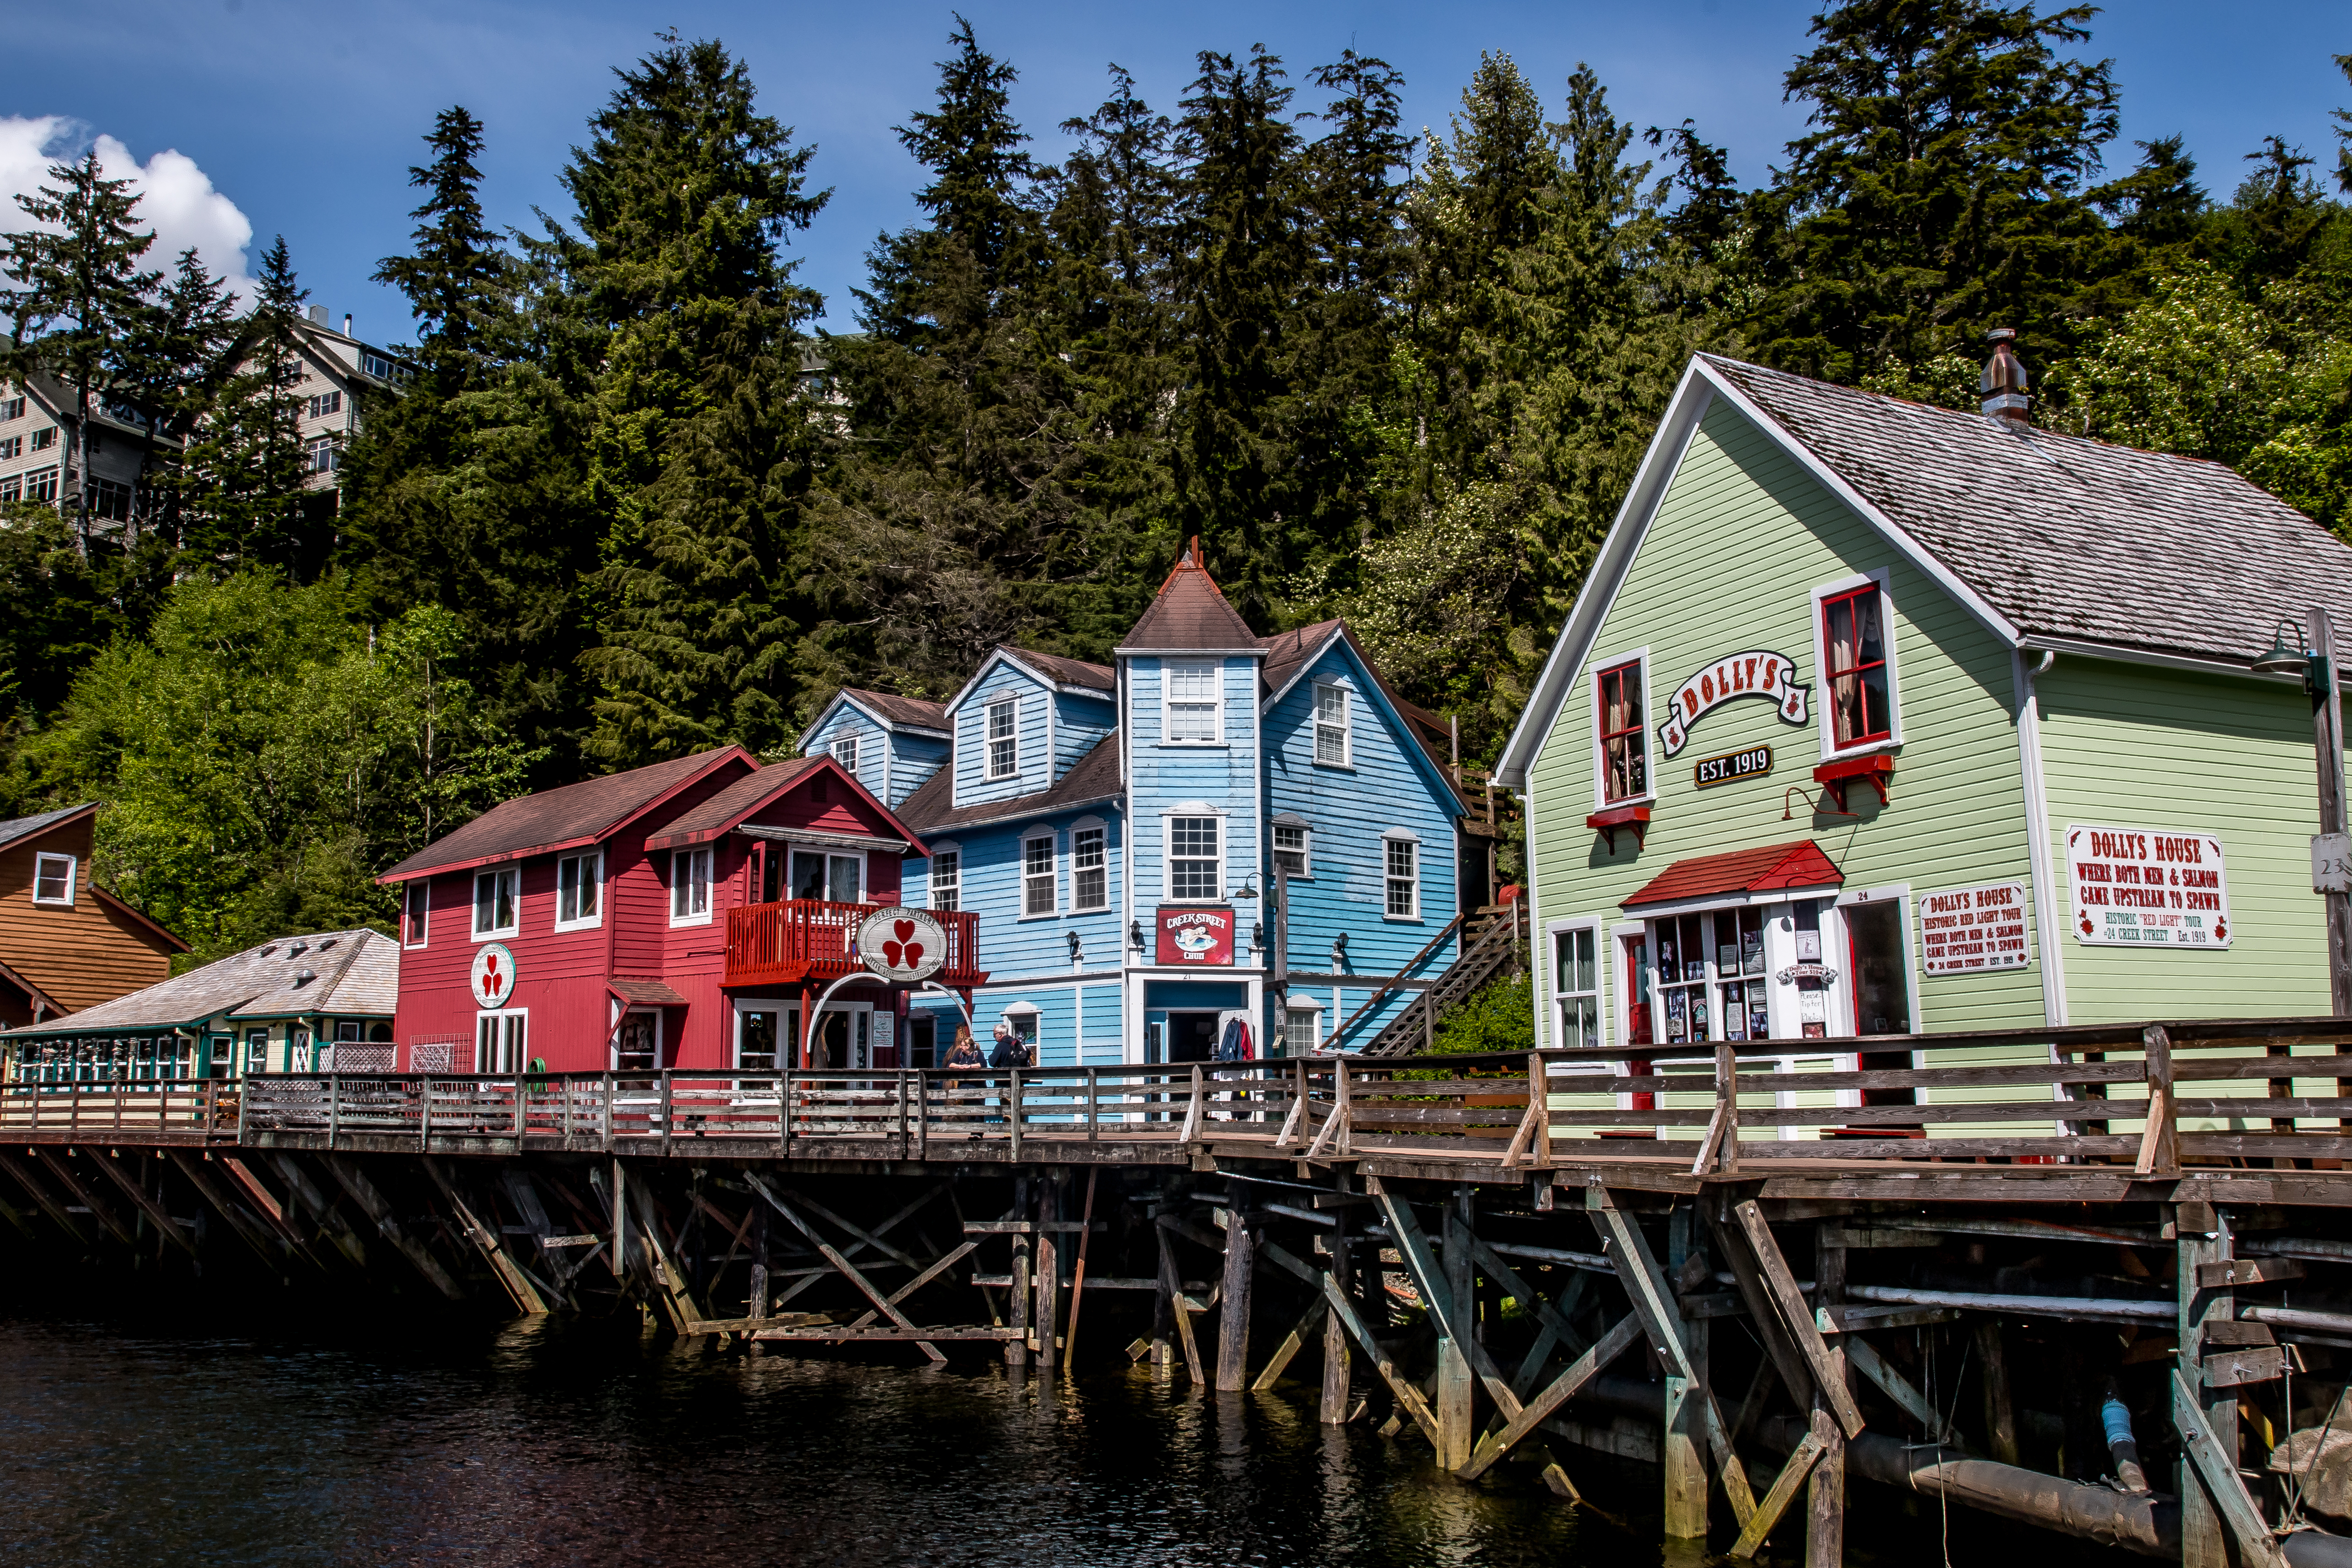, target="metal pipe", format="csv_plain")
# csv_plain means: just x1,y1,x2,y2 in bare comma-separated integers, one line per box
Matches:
1872,1214,2166,1248
1846,1282,2171,1324
2240,1302,2352,1336
2245,1236,2352,1264
2103,1393,2150,1494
